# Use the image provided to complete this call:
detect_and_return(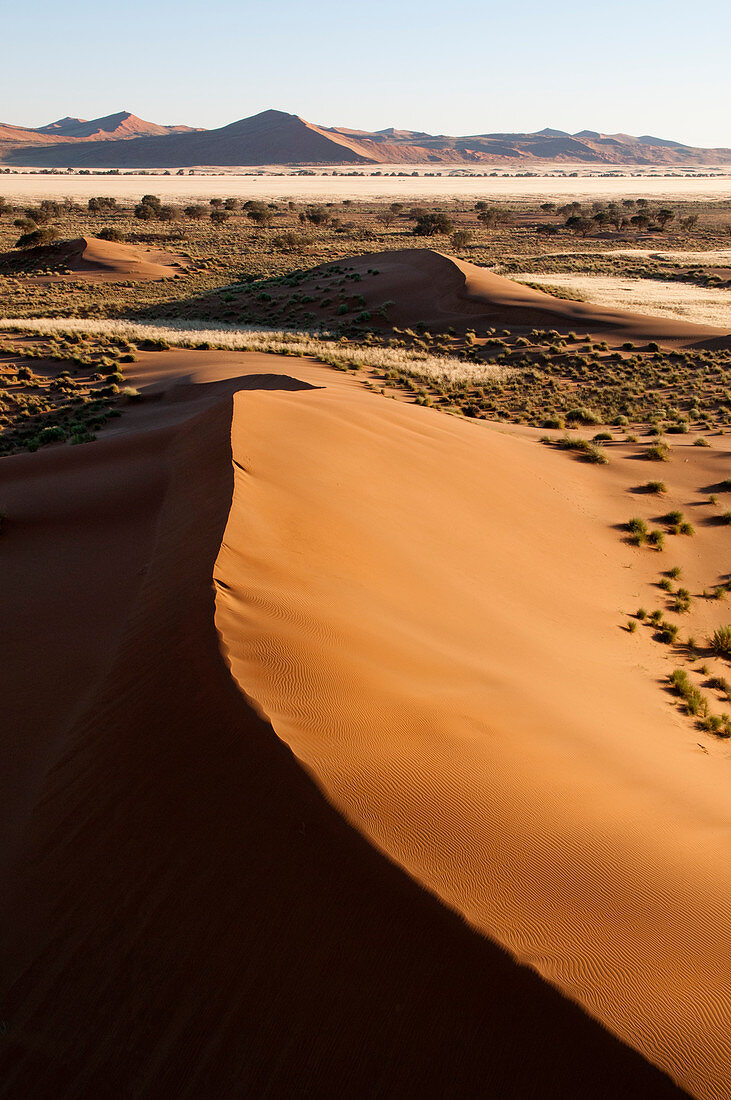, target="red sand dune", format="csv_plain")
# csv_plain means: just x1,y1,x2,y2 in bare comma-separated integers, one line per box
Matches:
2,236,189,282
273,248,729,343
2,347,728,1096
